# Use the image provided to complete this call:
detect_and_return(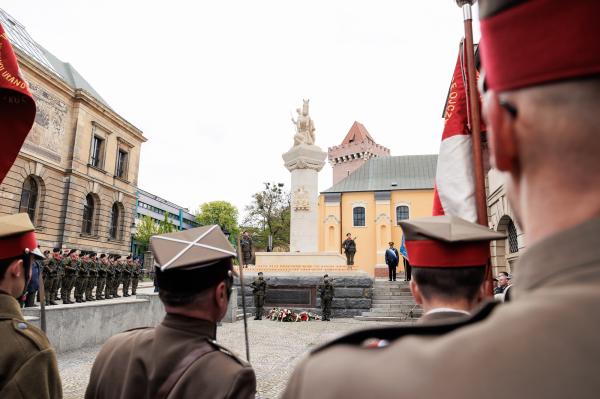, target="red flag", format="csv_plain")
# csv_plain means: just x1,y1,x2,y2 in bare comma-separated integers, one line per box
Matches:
0,23,36,184
432,44,476,222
